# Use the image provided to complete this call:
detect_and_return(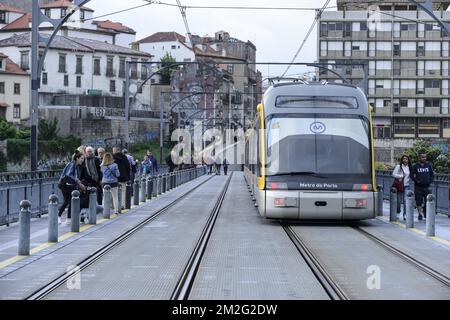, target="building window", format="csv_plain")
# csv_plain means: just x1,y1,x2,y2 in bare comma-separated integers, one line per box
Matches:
0,82,4,94
394,118,415,136
110,80,116,93
14,83,20,95
141,63,148,80
61,8,67,18
130,59,138,79
425,98,440,108
374,126,391,139
76,76,81,88
119,57,126,78
171,45,176,49
93,58,101,75
64,75,69,87
76,56,83,74
418,118,440,136
42,72,48,85
320,23,328,37
425,80,441,88
44,9,51,18
80,10,85,21
13,104,20,119
20,51,29,70
38,51,45,71
227,64,234,74
106,56,114,77
58,54,66,73
417,43,425,57
393,43,401,56
0,11,5,24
